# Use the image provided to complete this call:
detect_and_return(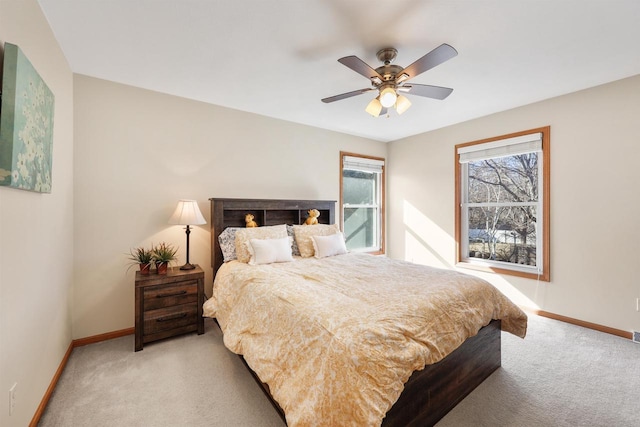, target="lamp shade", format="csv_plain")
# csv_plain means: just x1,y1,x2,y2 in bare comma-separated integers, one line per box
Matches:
365,97,383,117
395,94,412,115
168,200,206,225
